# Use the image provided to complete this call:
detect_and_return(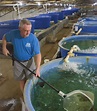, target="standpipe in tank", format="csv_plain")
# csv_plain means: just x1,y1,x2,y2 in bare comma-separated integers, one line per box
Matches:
86,56,90,63
64,45,80,63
